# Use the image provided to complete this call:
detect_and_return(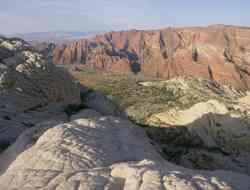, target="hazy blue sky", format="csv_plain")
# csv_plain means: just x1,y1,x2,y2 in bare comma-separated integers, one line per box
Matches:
1,0,249,34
